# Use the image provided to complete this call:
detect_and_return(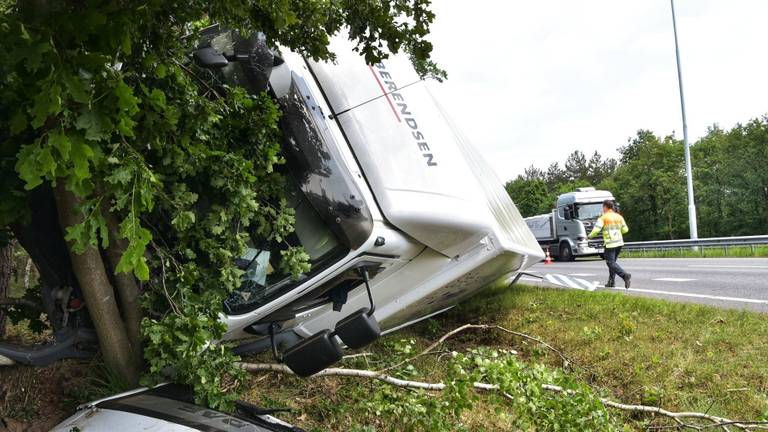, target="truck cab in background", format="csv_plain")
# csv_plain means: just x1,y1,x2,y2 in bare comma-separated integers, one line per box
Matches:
525,187,616,261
